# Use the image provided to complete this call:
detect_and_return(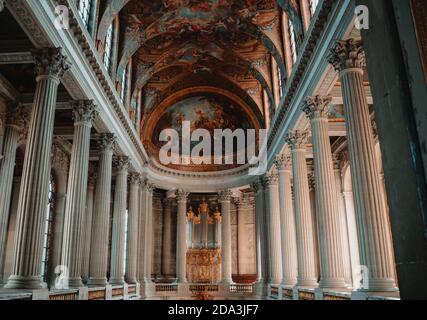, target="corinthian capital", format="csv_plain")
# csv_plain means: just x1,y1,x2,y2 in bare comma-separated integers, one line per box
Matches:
71,100,98,125
286,130,309,150
328,39,366,72
128,172,141,185
275,153,292,171
6,104,30,131
250,180,262,194
175,189,189,202
32,47,71,79
114,155,130,172
218,189,233,202
302,95,332,120
262,173,279,186
97,133,116,153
